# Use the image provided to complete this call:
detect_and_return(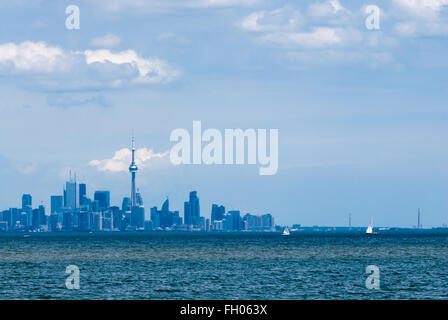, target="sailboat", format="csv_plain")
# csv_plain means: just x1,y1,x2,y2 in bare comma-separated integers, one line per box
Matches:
366,218,378,235
282,227,290,236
